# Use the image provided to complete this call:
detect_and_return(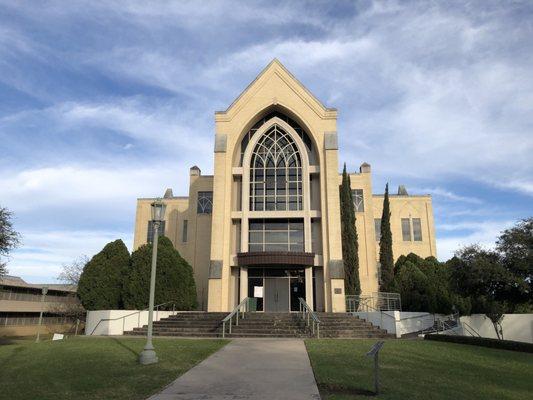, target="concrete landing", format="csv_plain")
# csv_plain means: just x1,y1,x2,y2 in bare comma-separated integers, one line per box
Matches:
148,339,321,400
